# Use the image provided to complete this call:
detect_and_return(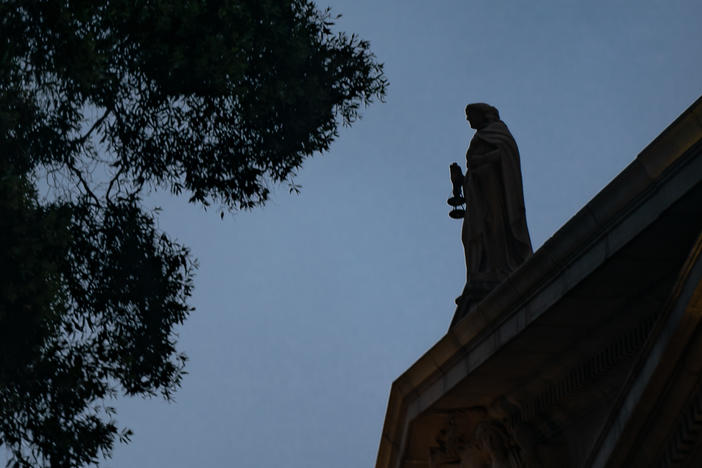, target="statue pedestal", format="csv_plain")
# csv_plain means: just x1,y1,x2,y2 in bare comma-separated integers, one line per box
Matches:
451,280,501,328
